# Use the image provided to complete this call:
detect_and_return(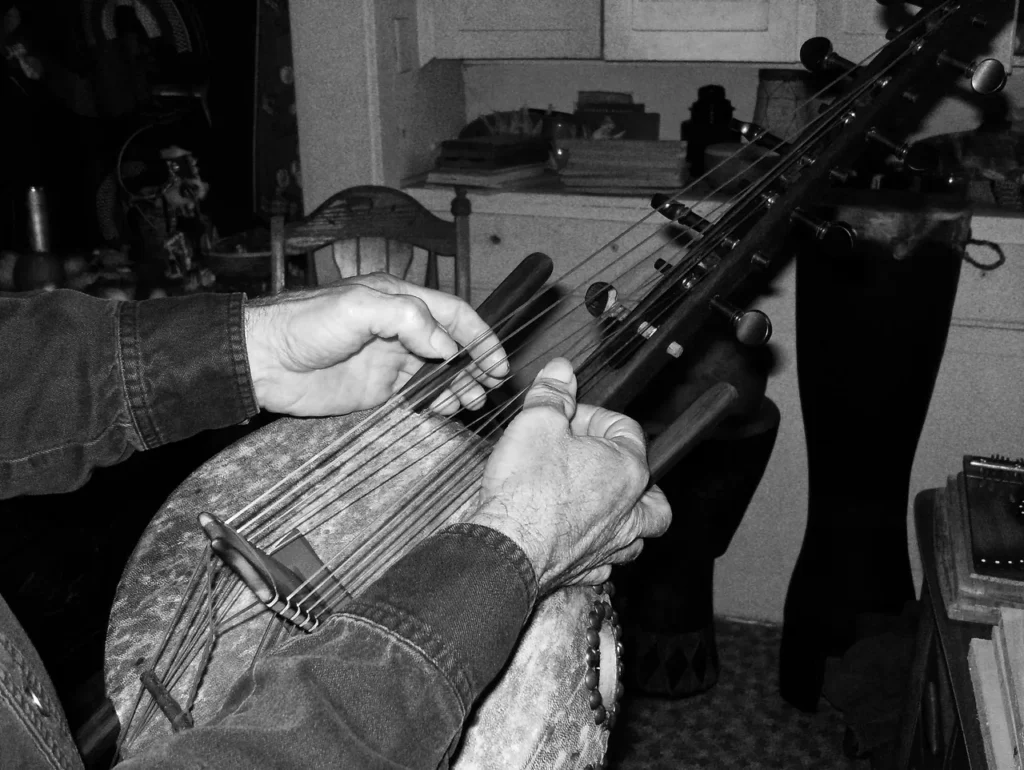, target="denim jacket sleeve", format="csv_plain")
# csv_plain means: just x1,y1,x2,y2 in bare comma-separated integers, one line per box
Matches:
0,290,258,498
118,523,539,770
